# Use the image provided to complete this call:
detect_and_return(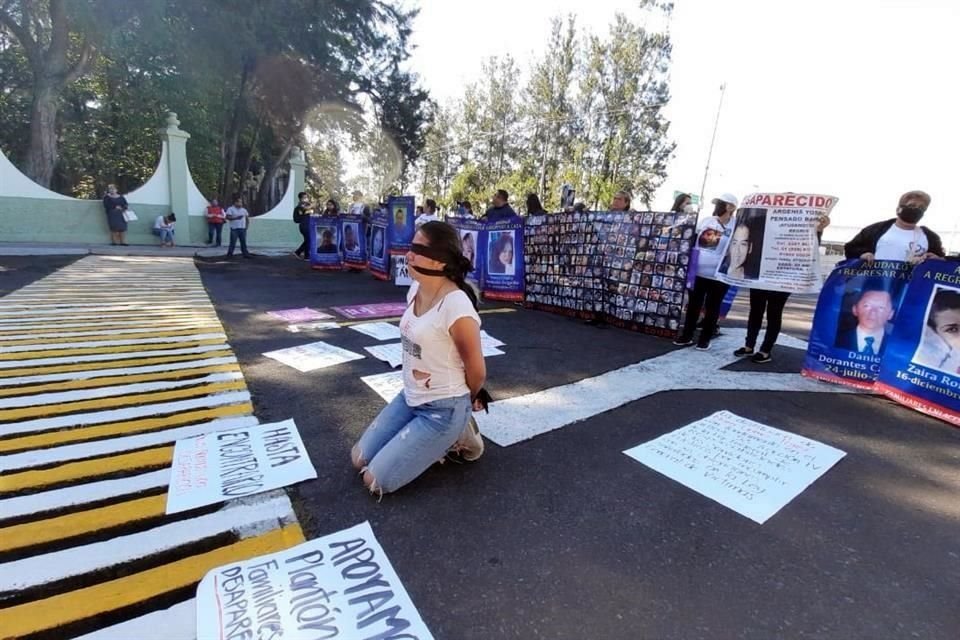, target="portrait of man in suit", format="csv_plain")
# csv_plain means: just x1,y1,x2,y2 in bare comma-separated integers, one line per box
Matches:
835,288,894,355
